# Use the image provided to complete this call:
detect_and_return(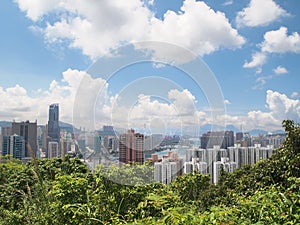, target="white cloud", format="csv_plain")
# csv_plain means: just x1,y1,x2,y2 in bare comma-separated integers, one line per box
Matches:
223,0,233,6
239,90,300,130
16,0,245,61
291,92,298,99
1,71,299,132
252,75,272,90
0,69,108,129
261,27,300,54
266,90,300,121
243,52,267,70
14,0,62,21
244,27,300,71
224,99,231,105
273,65,288,75
236,0,288,27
